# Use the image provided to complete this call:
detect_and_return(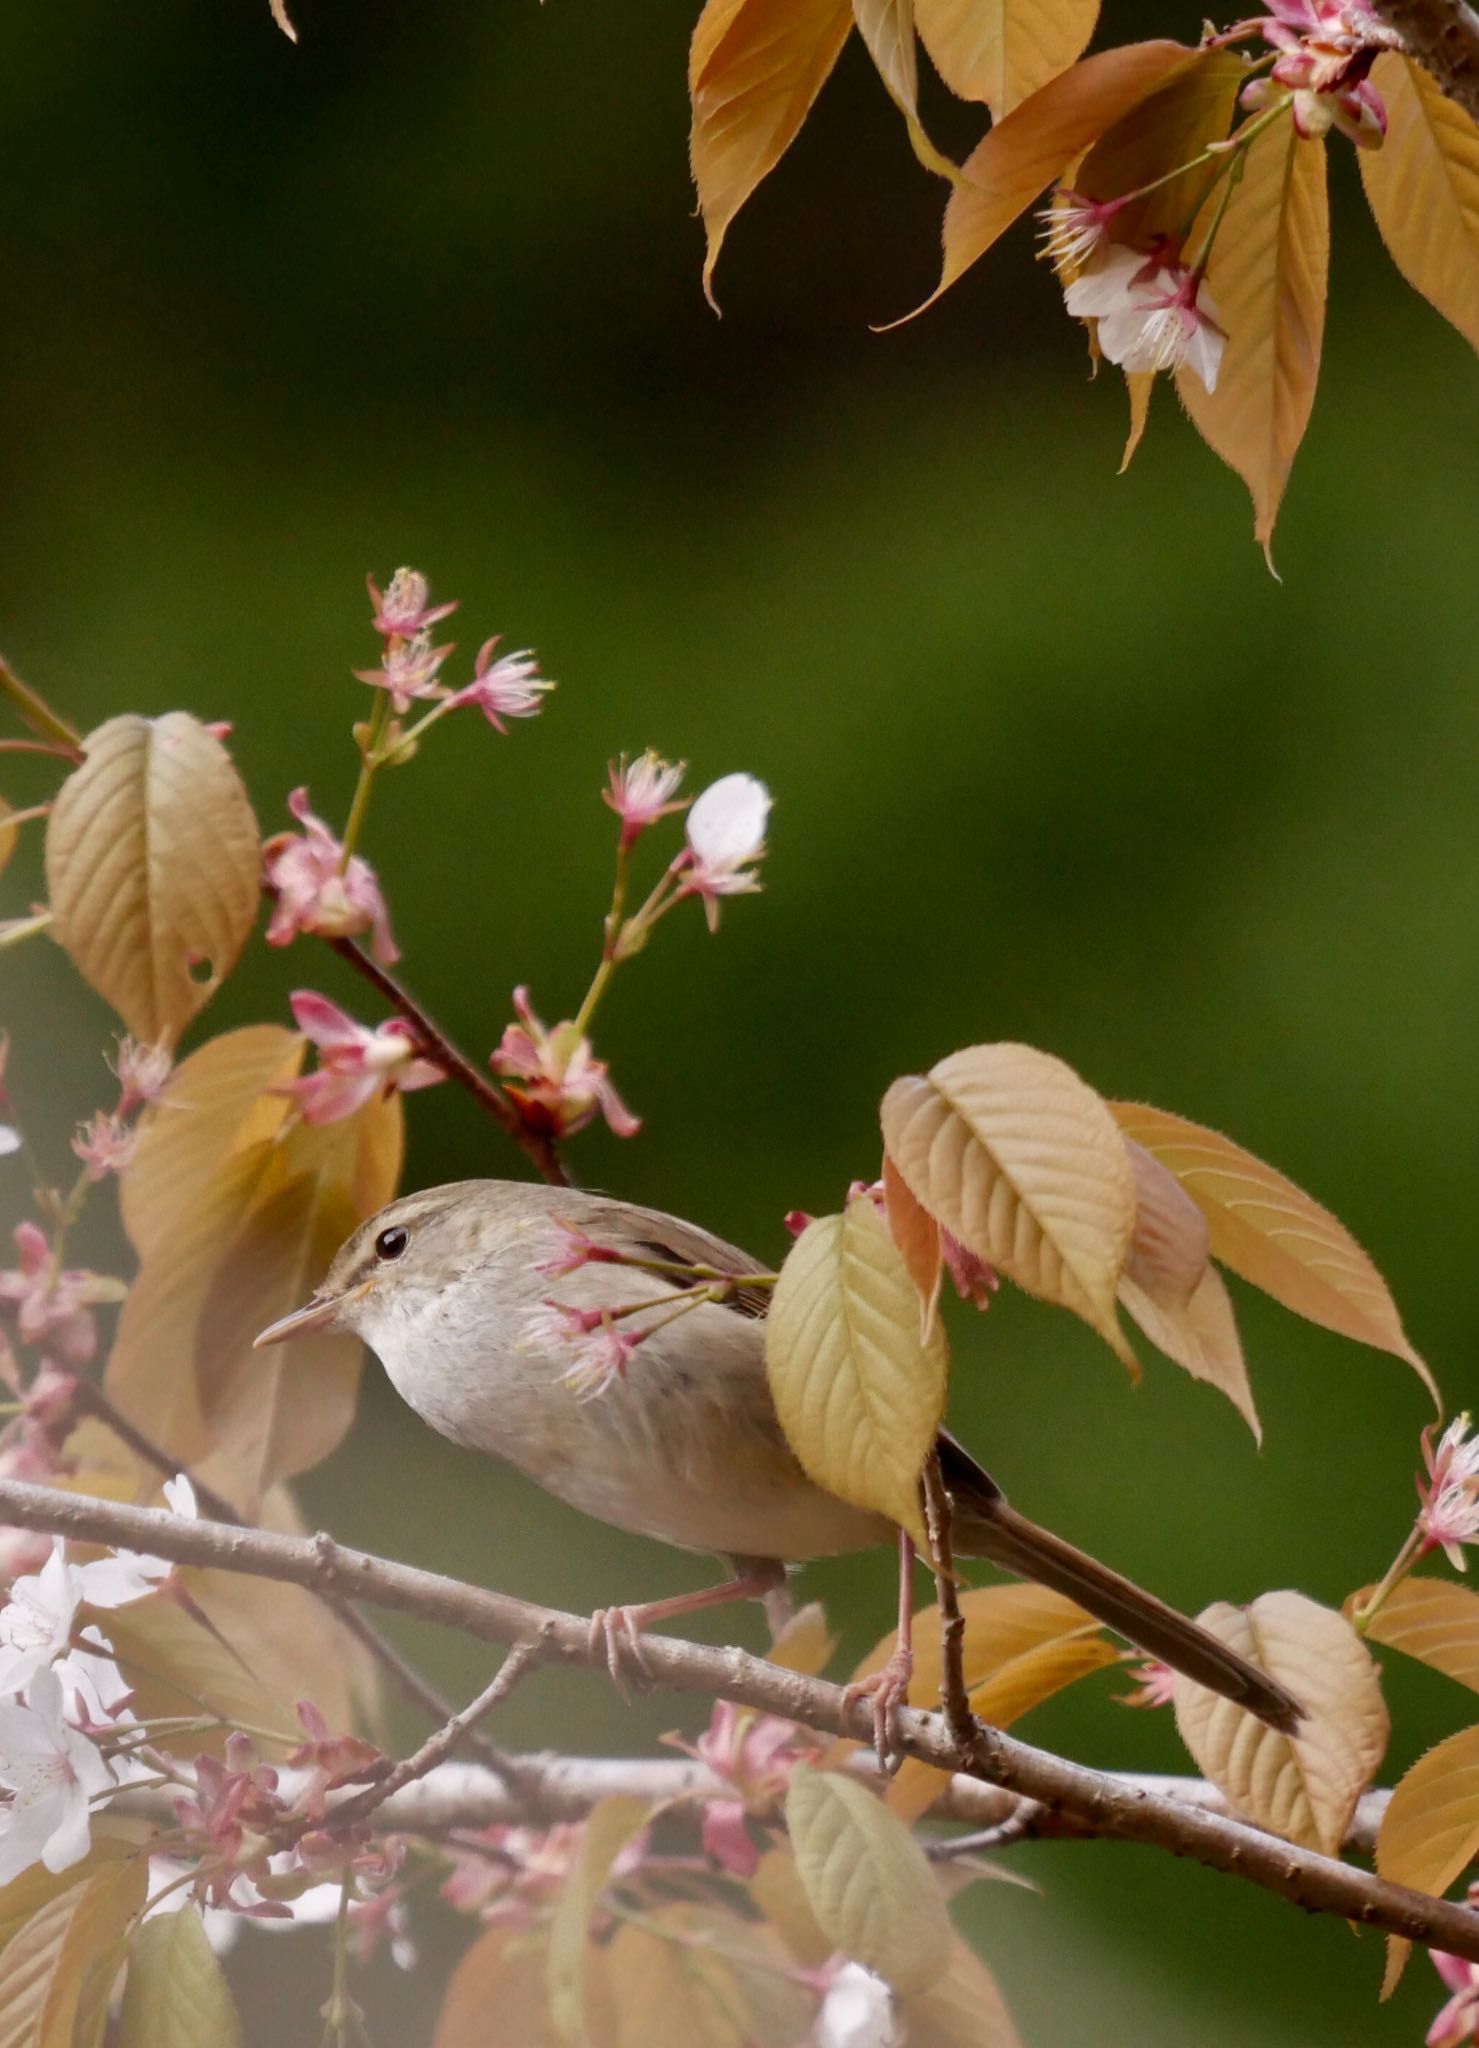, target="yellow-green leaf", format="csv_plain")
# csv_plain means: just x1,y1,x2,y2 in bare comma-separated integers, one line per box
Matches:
766,1196,949,1551
910,41,1194,314
915,0,1099,118
0,1858,146,2048
546,1796,649,2046
1376,1722,1479,1996
1360,53,1479,355
749,1848,833,1968
689,0,853,307
786,1765,952,1993
119,1910,240,2048
1109,1099,1434,1404
882,1044,1138,1370
1173,1591,1388,1854
45,714,260,1046
1177,121,1328,559
900,1937,1024,2048
1359,1576,1479,1695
